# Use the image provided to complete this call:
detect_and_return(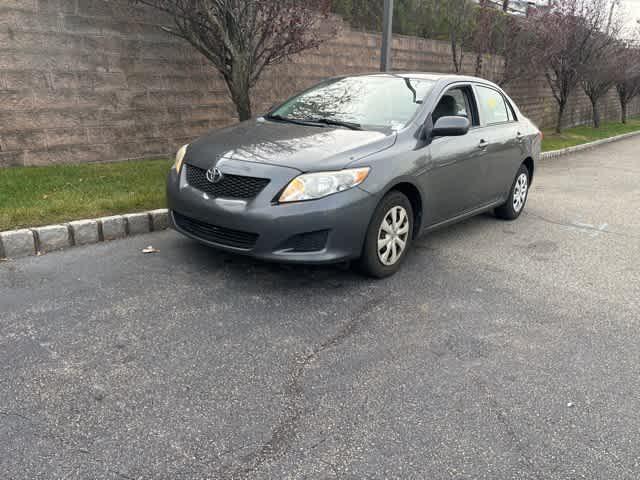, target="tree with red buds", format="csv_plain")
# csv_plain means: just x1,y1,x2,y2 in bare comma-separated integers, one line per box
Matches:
135,0,332,121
